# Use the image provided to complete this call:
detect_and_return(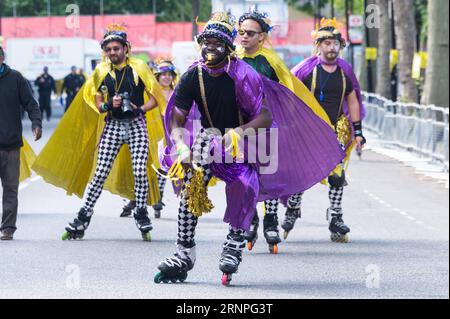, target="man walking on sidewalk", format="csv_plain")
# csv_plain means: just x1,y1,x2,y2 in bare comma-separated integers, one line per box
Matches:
0,46,42,240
